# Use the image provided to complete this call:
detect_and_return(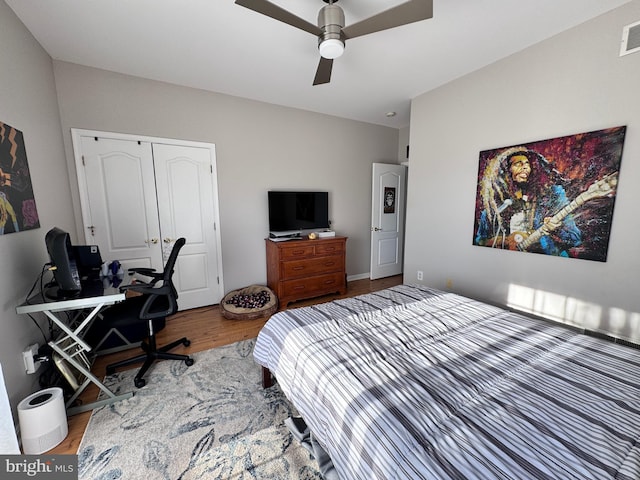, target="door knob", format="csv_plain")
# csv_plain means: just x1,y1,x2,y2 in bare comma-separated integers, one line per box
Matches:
372,227,382,231
145,238,159,244
163,238,173,244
